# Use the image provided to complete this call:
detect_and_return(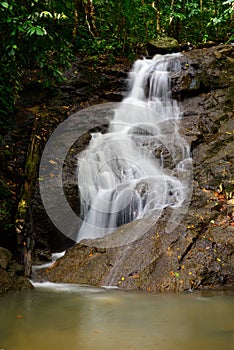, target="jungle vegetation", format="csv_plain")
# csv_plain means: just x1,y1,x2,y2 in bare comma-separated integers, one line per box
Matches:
0,0,233,121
